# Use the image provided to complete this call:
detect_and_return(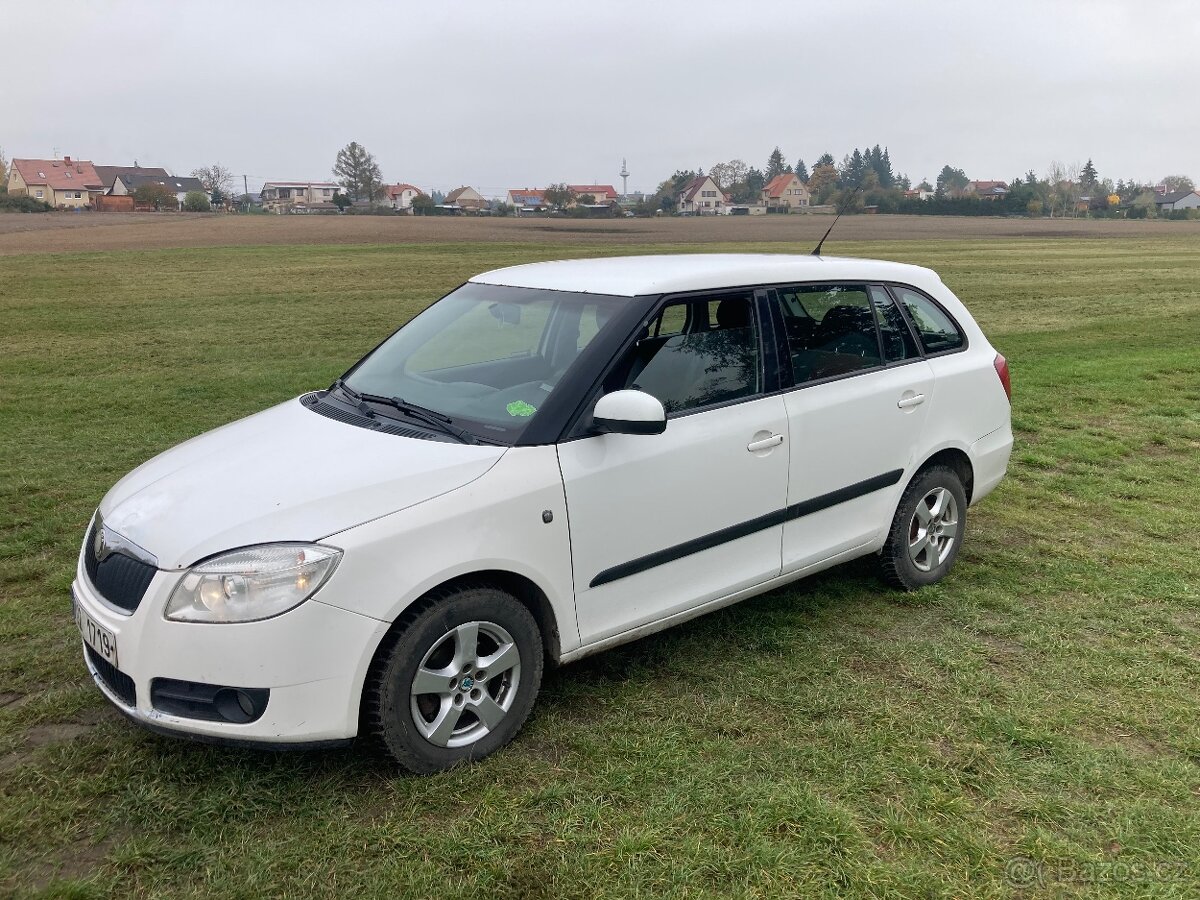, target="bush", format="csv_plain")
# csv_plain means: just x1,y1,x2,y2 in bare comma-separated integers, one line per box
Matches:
1126,205,1147,219
183,191,211,212
0,193,53,213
